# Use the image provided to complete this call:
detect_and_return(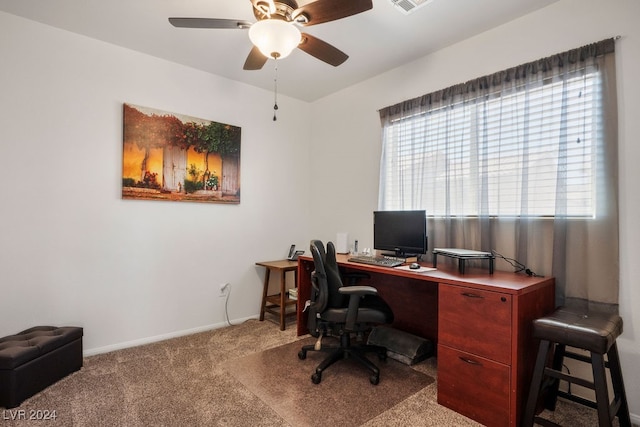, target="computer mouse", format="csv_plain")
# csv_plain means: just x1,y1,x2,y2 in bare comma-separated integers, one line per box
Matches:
410,263,420,270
